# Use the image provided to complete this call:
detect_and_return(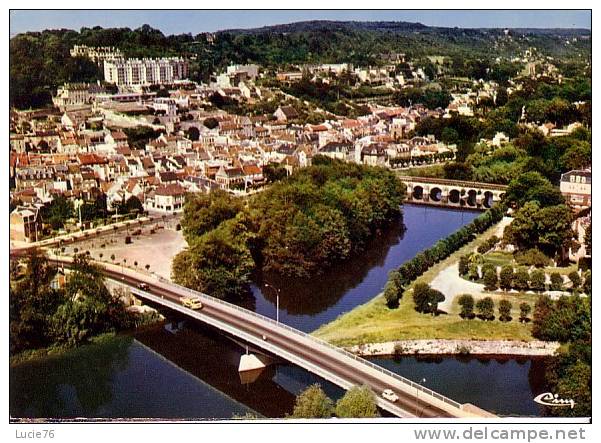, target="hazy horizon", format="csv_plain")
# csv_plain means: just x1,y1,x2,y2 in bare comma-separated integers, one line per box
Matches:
10,10,591,37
